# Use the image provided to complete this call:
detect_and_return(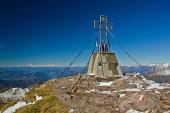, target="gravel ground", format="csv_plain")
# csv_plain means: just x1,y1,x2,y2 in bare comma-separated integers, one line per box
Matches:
53,74,170,113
